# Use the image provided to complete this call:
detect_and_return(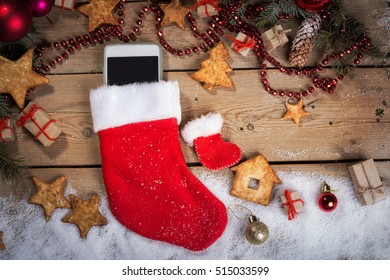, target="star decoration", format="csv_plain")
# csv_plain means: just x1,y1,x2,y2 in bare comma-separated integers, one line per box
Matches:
160,0,192,30
28,176,71,222
0,231,5,250
77,0,119,32
62,194,108,238
283,99,310,125
0,49,49,109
